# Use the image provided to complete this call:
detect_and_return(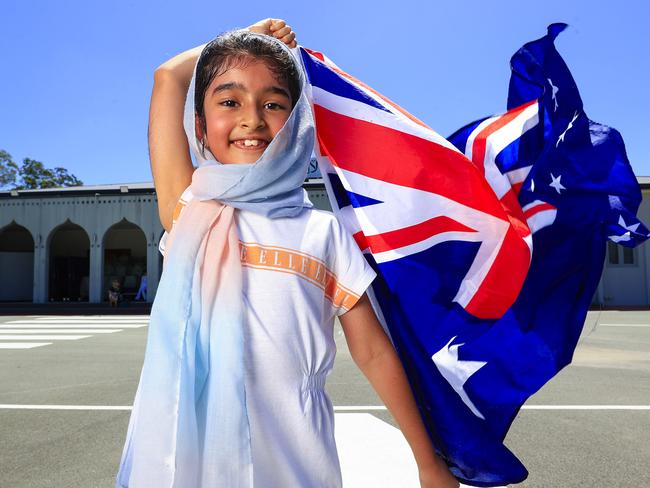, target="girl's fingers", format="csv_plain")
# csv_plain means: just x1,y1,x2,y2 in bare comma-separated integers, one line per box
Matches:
280,32,296,46
272,25,292,39
269,19,286,32
257,18,296,46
